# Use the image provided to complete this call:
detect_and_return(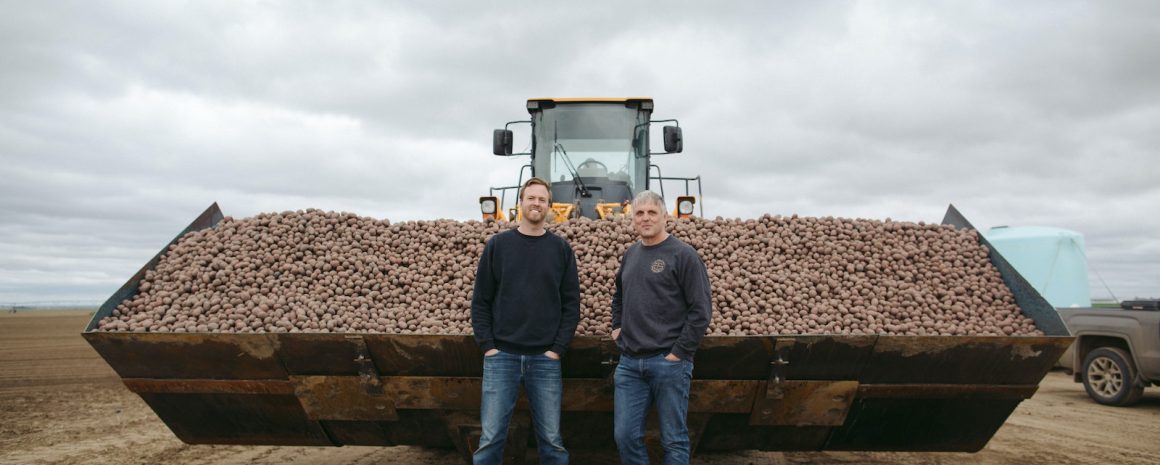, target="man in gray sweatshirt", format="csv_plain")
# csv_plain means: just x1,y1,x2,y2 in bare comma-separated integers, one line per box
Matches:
611,191,712,465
